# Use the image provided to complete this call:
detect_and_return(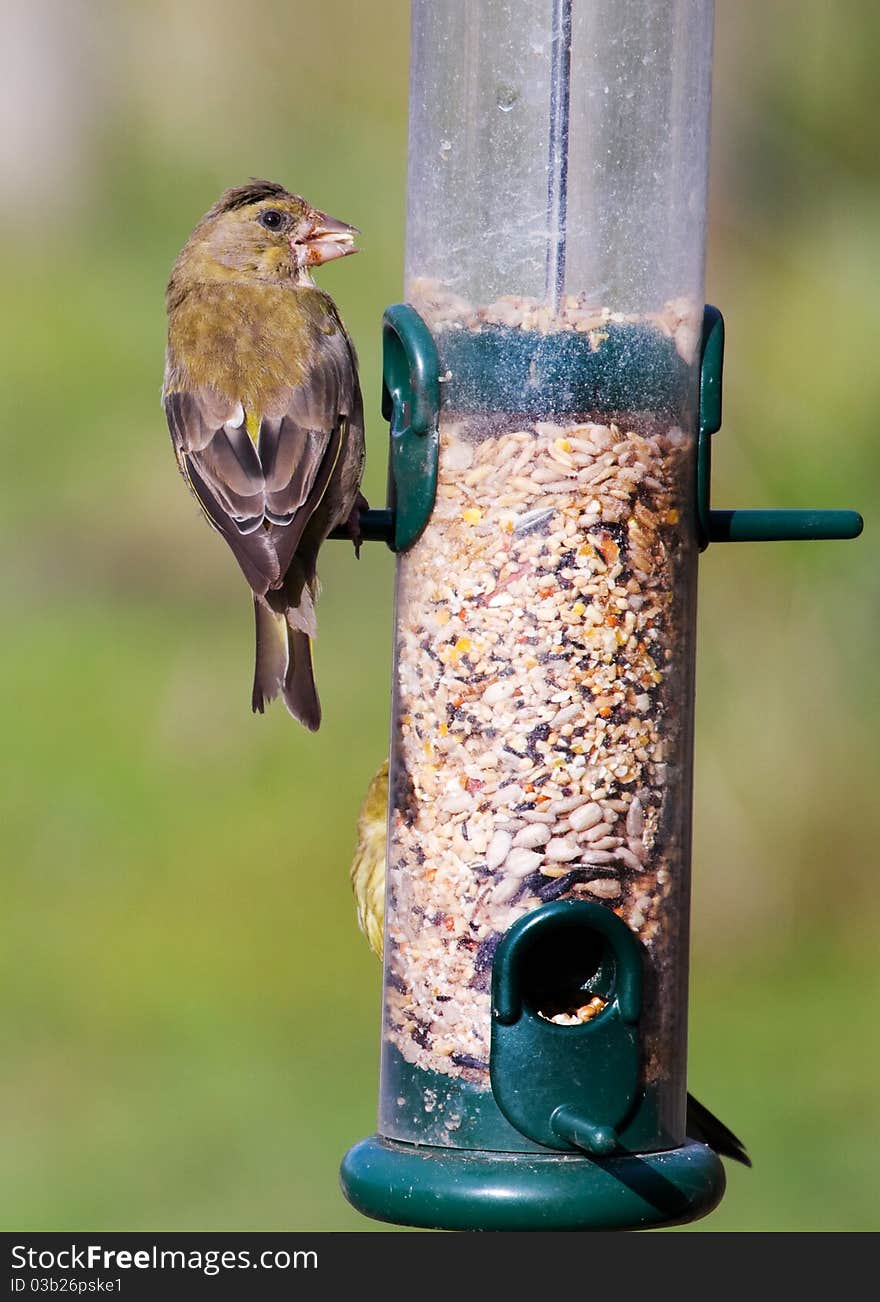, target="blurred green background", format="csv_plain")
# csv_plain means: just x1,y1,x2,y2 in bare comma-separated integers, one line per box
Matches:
1,0,877,1232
